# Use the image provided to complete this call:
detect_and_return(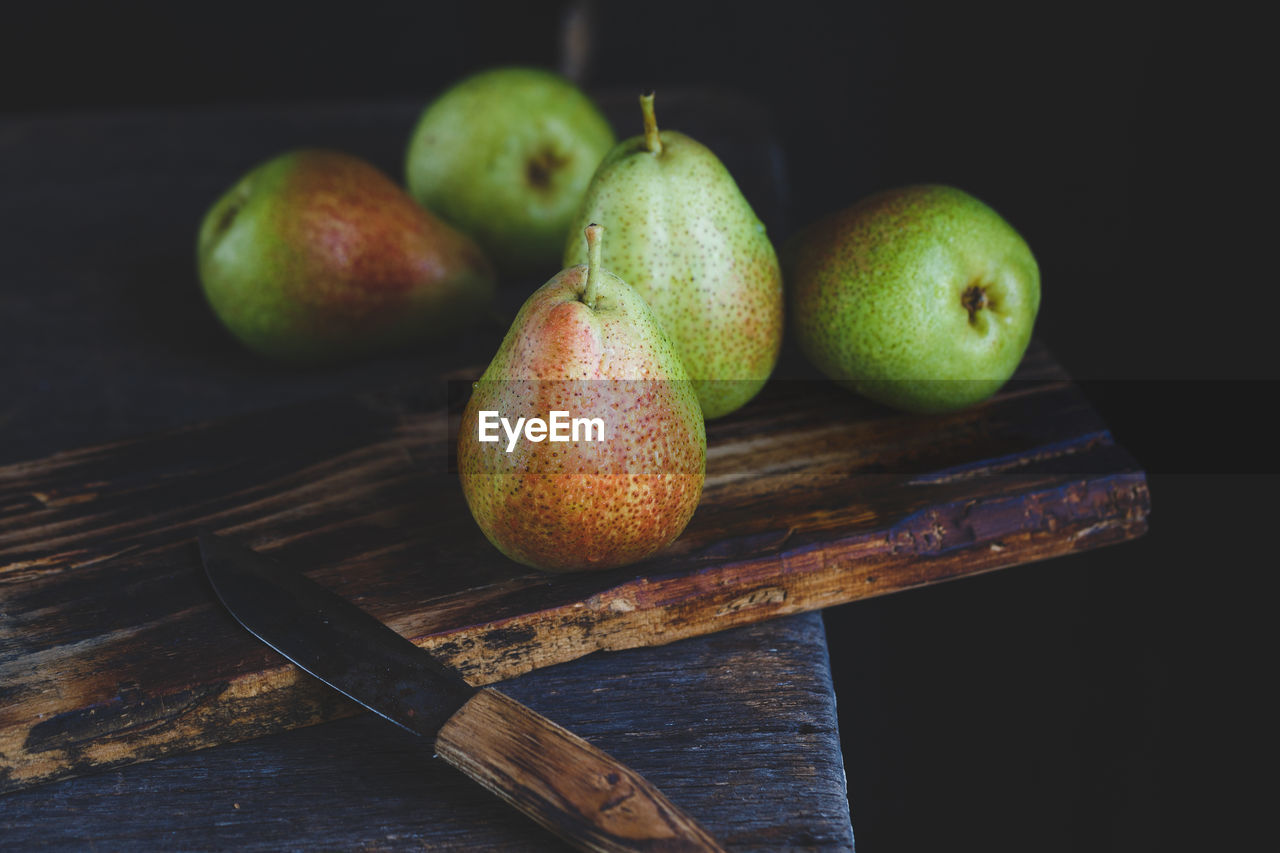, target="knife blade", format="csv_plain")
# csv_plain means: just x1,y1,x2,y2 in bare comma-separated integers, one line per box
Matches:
197,531,723,853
